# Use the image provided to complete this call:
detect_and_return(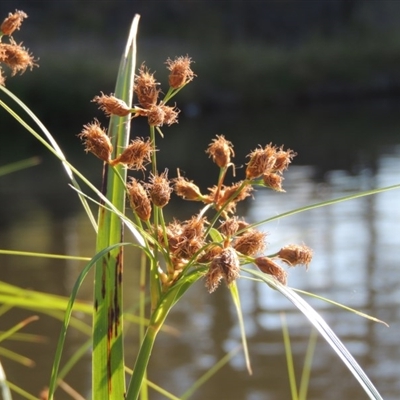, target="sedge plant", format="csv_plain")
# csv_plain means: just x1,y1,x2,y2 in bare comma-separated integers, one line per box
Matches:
1,10,399,400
